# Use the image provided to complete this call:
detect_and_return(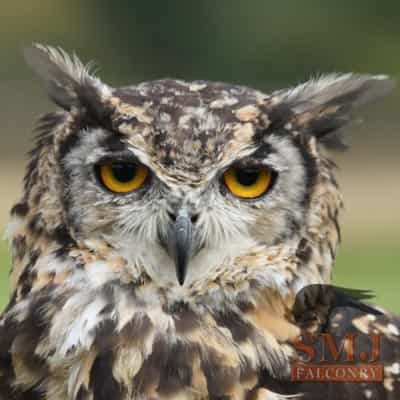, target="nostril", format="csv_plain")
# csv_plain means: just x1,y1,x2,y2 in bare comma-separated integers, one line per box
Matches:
168,211,199,224
167,211,177,222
